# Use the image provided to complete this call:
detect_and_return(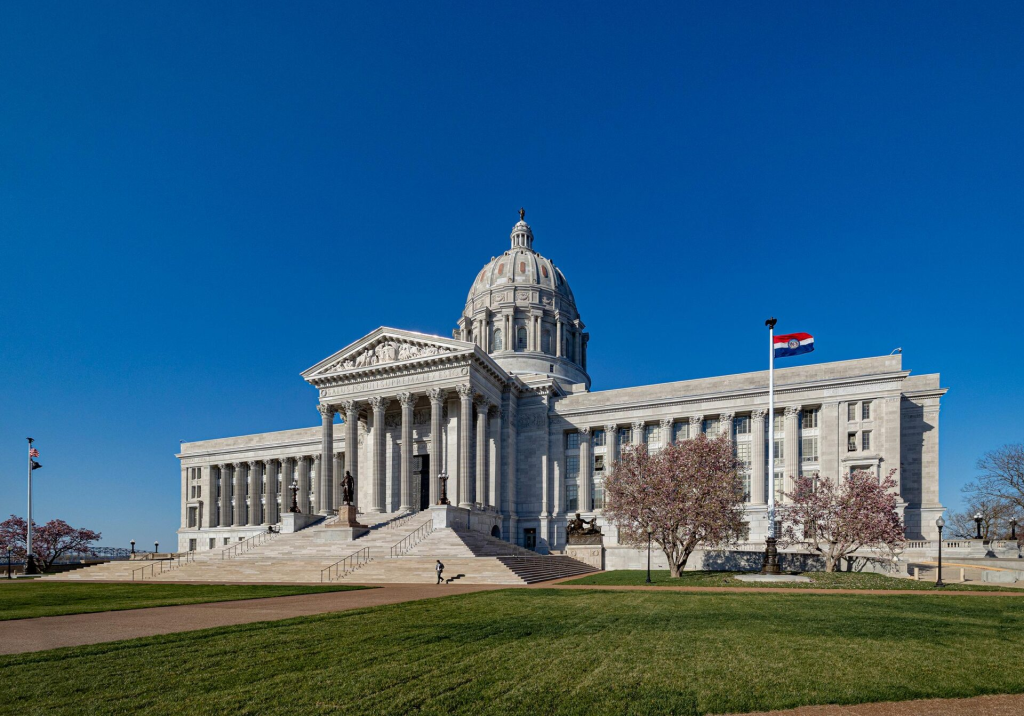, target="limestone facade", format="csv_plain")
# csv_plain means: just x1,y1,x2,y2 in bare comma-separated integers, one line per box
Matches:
177,215,946,557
